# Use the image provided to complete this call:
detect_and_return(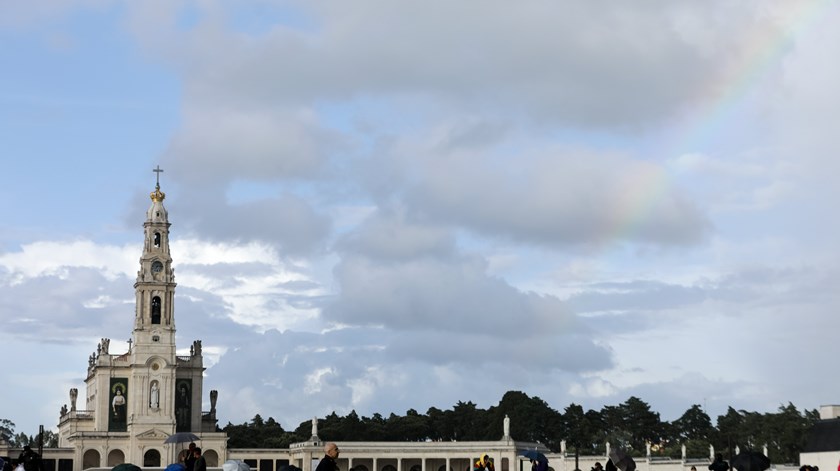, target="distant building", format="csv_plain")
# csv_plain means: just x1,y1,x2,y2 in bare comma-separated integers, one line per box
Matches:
799,405,840,470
